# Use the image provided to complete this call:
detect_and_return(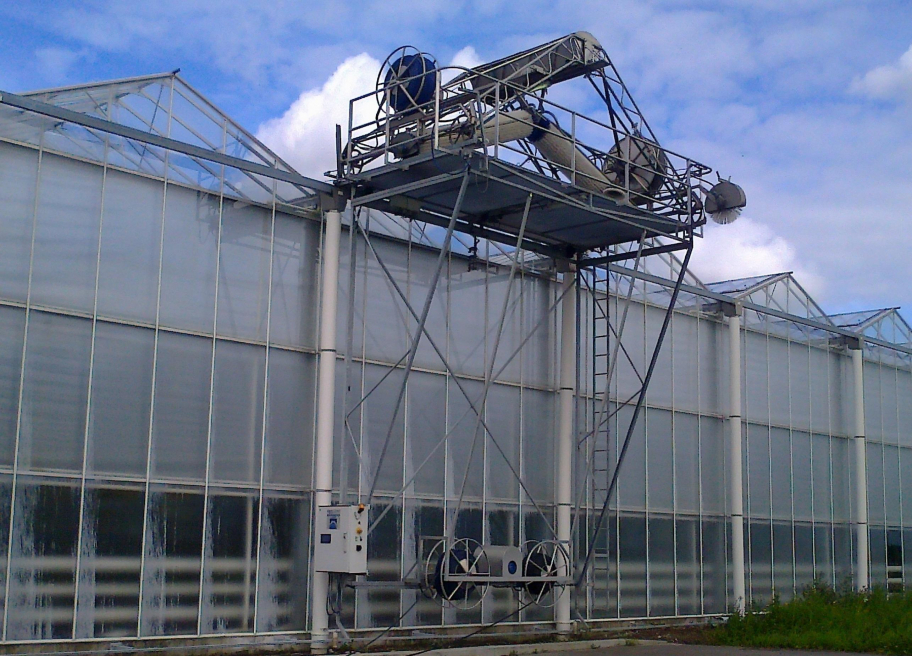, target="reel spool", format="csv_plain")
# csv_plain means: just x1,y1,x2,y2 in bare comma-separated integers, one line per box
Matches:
421,538,487,610
604,136,668,202
378,46,438,114
522,540,570,607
